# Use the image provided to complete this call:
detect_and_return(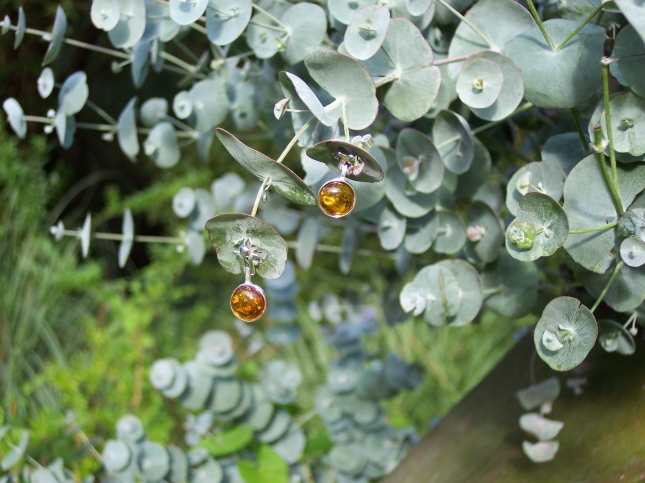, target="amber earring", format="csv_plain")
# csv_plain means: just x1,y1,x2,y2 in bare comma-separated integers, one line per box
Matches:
318,162,356,218
230,244,267,323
